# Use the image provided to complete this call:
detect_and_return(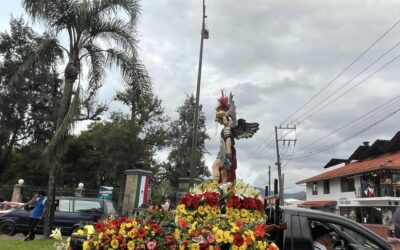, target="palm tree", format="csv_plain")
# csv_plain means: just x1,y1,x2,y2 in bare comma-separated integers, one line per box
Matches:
21,0,150,236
